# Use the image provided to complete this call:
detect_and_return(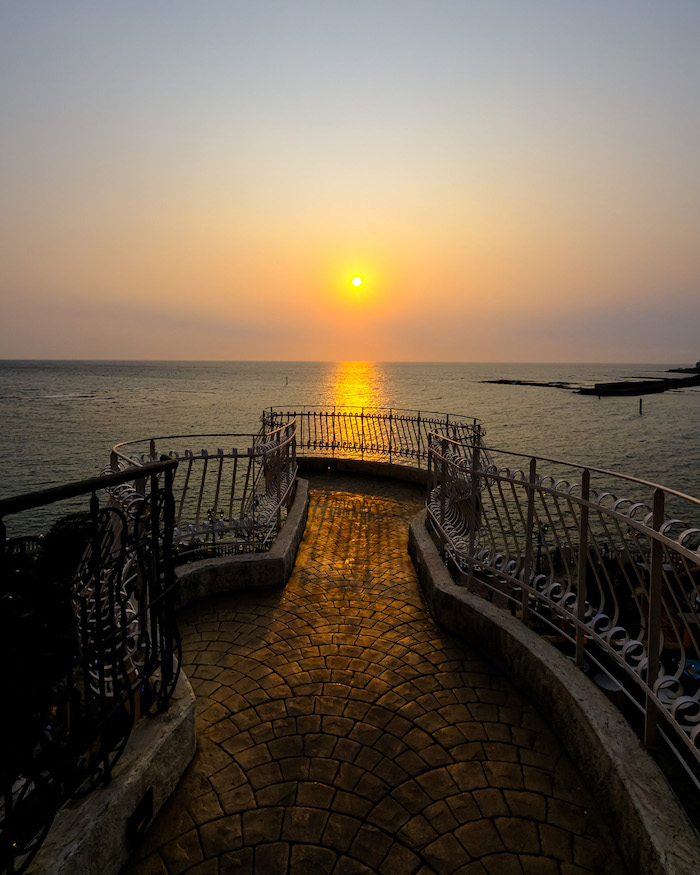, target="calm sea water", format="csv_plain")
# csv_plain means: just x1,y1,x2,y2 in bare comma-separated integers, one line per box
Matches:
1,360,699,529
